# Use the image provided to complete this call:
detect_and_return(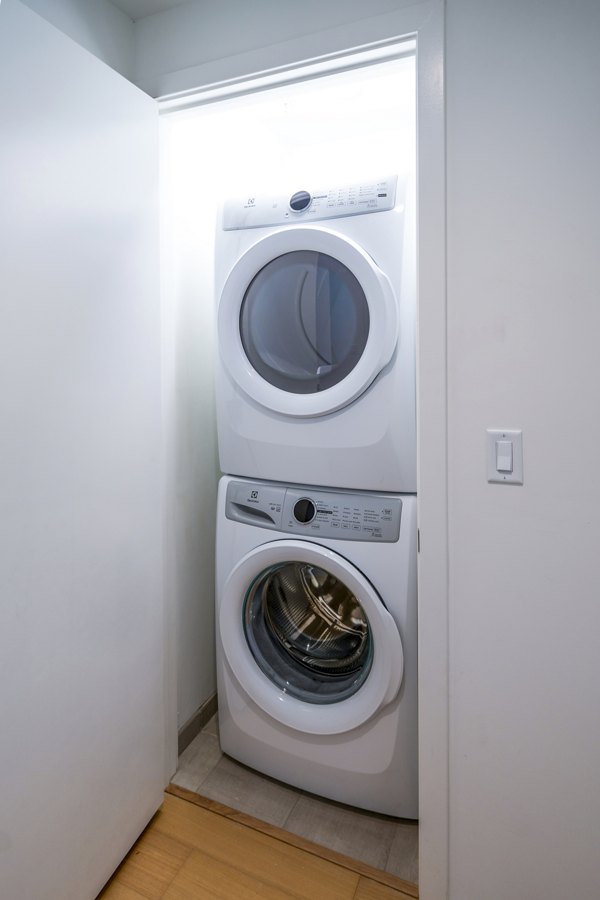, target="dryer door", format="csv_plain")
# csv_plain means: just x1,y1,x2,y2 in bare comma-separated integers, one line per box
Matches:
219,539,404,735
217,227,398,417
